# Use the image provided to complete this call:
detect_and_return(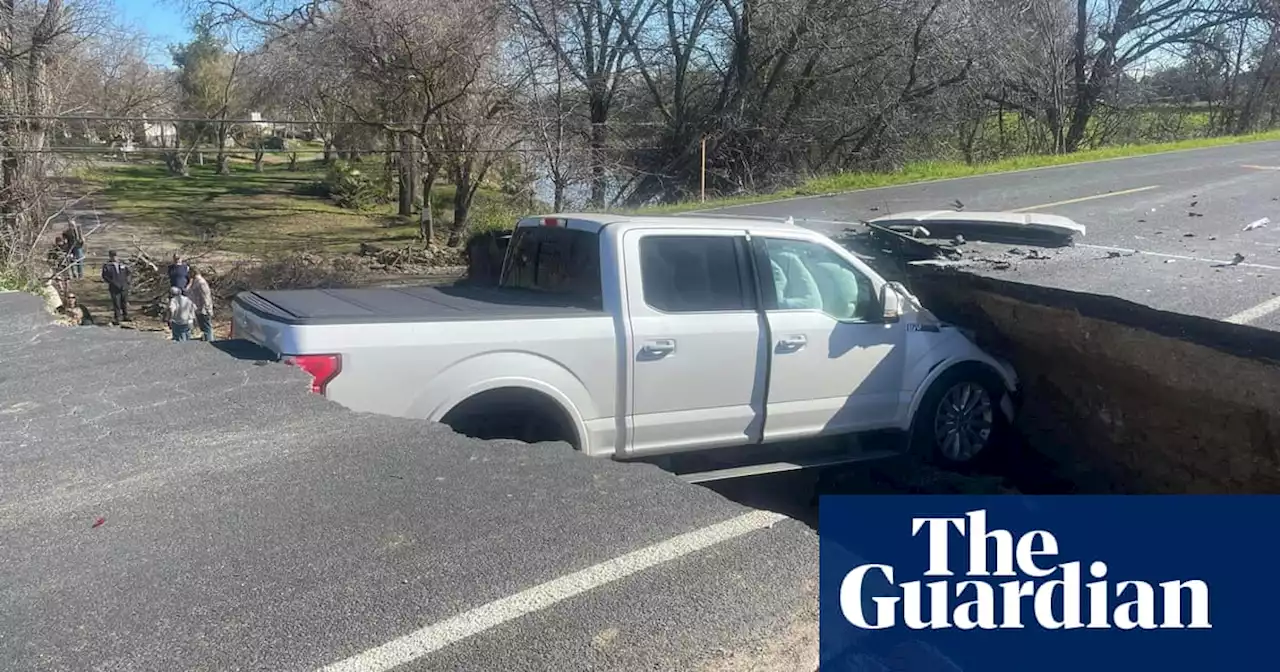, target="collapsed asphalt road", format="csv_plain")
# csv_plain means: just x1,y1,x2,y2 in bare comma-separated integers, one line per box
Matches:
0,292,818,672
716,140,1280,331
